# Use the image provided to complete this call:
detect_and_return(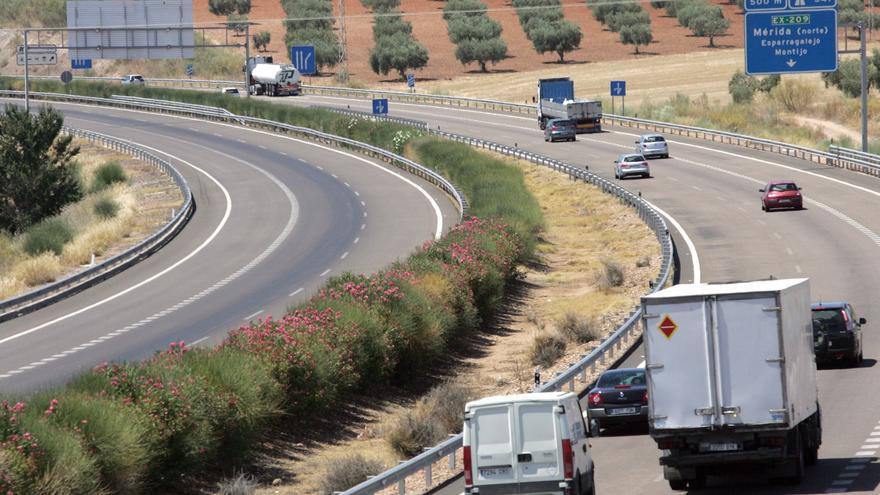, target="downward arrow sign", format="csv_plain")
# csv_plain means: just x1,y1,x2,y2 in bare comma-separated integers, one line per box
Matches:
786,59,797,67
